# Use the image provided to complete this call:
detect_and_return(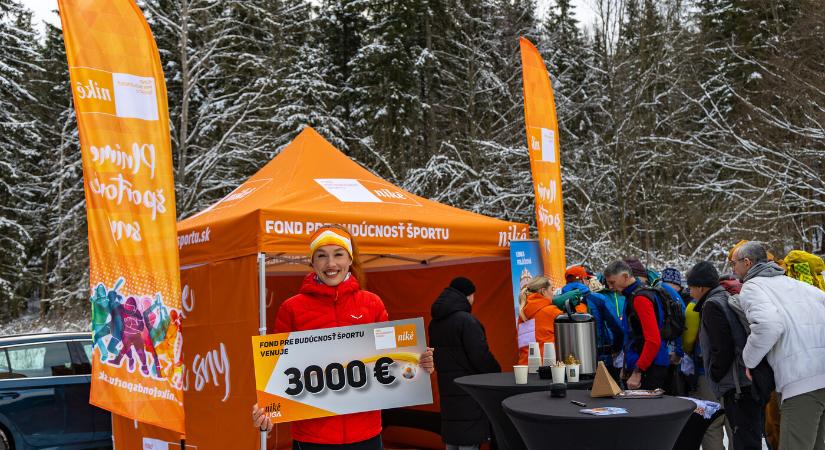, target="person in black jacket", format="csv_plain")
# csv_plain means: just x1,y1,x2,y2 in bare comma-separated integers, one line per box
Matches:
429,277,501,450
688,261,763,450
